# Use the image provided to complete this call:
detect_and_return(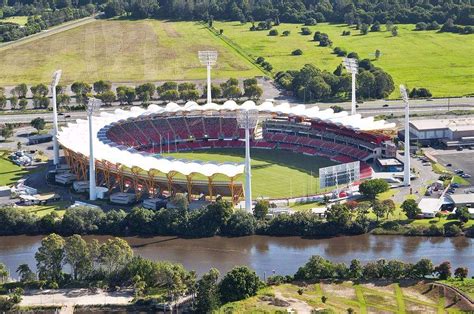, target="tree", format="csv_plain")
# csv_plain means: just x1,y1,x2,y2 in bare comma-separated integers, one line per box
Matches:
30,117,45,133
454,267,468,280
64,235,92,280
16,264,35,282
30,84,48,97
401,199,420,219
97,90,116,105
13,83,28,98
391,26,399,37
254,200,269,220
359,179,389,199
195,268,220,313
372,200,386,222
61,206,106,235
160,90,179,101
93,80,112,94
222,85,242,99
434,261,452,280
0,95,7,110
292,49,303,56
325,204,352,229
1,125,13,141
35,233,65,282
221,210,256,236
268,29,278,36
244,84,263,99
412,258,434,279
9,96,18,110
360,23,369,35
71,82,92,105
219,266,260,303
0,263,7,283
99,237,133,275
349,259,363,280
116,86,136,105
455,207,470,224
